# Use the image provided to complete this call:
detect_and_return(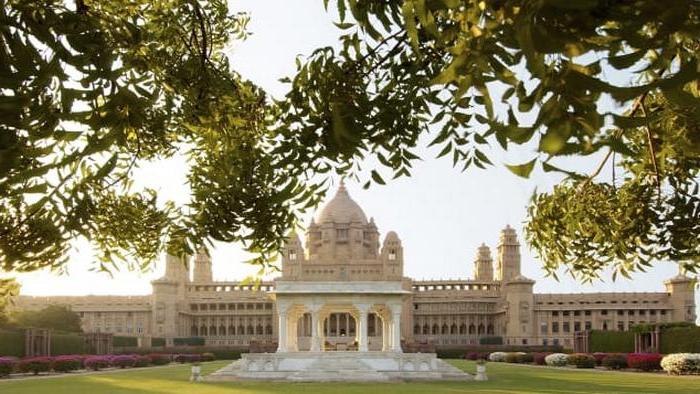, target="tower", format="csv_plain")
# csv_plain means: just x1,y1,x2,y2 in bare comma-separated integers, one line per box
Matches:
496,225,521,281
665,272,697,323
281,231,304,279
151,253,190,344
474,243,494,281
381,231,404,280
193,247,213,283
